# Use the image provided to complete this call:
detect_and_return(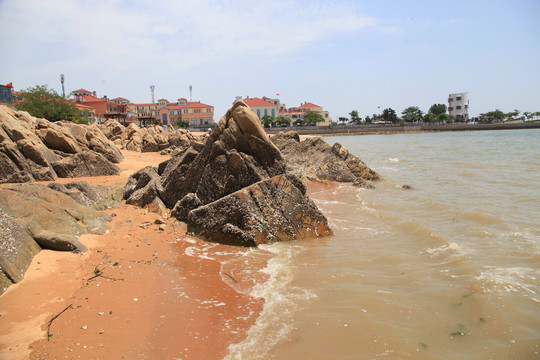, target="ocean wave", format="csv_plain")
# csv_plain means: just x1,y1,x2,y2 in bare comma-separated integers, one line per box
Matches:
475,266,540,302
224,243,314,360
